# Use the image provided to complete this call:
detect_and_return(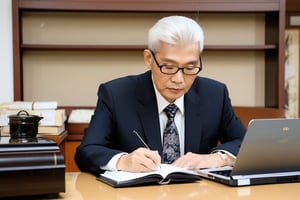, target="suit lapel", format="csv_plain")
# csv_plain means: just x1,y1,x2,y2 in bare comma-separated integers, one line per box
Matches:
136,72,163,154
184,88,203,153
